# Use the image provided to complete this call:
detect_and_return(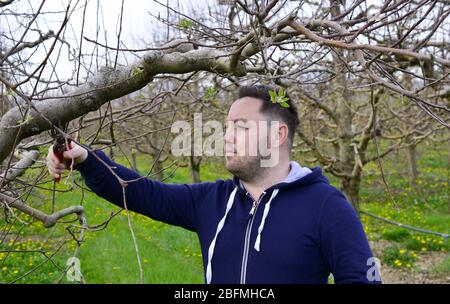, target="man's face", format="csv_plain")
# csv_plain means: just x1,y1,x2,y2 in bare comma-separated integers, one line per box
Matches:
224,97,274,182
